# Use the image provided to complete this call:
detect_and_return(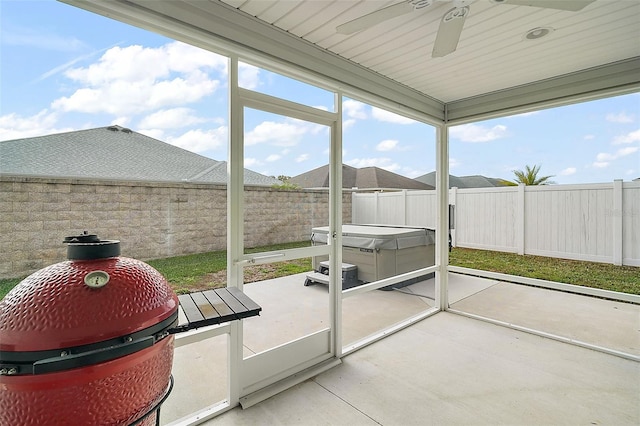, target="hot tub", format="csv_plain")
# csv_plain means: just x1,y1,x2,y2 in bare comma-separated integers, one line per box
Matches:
311,224,435,286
